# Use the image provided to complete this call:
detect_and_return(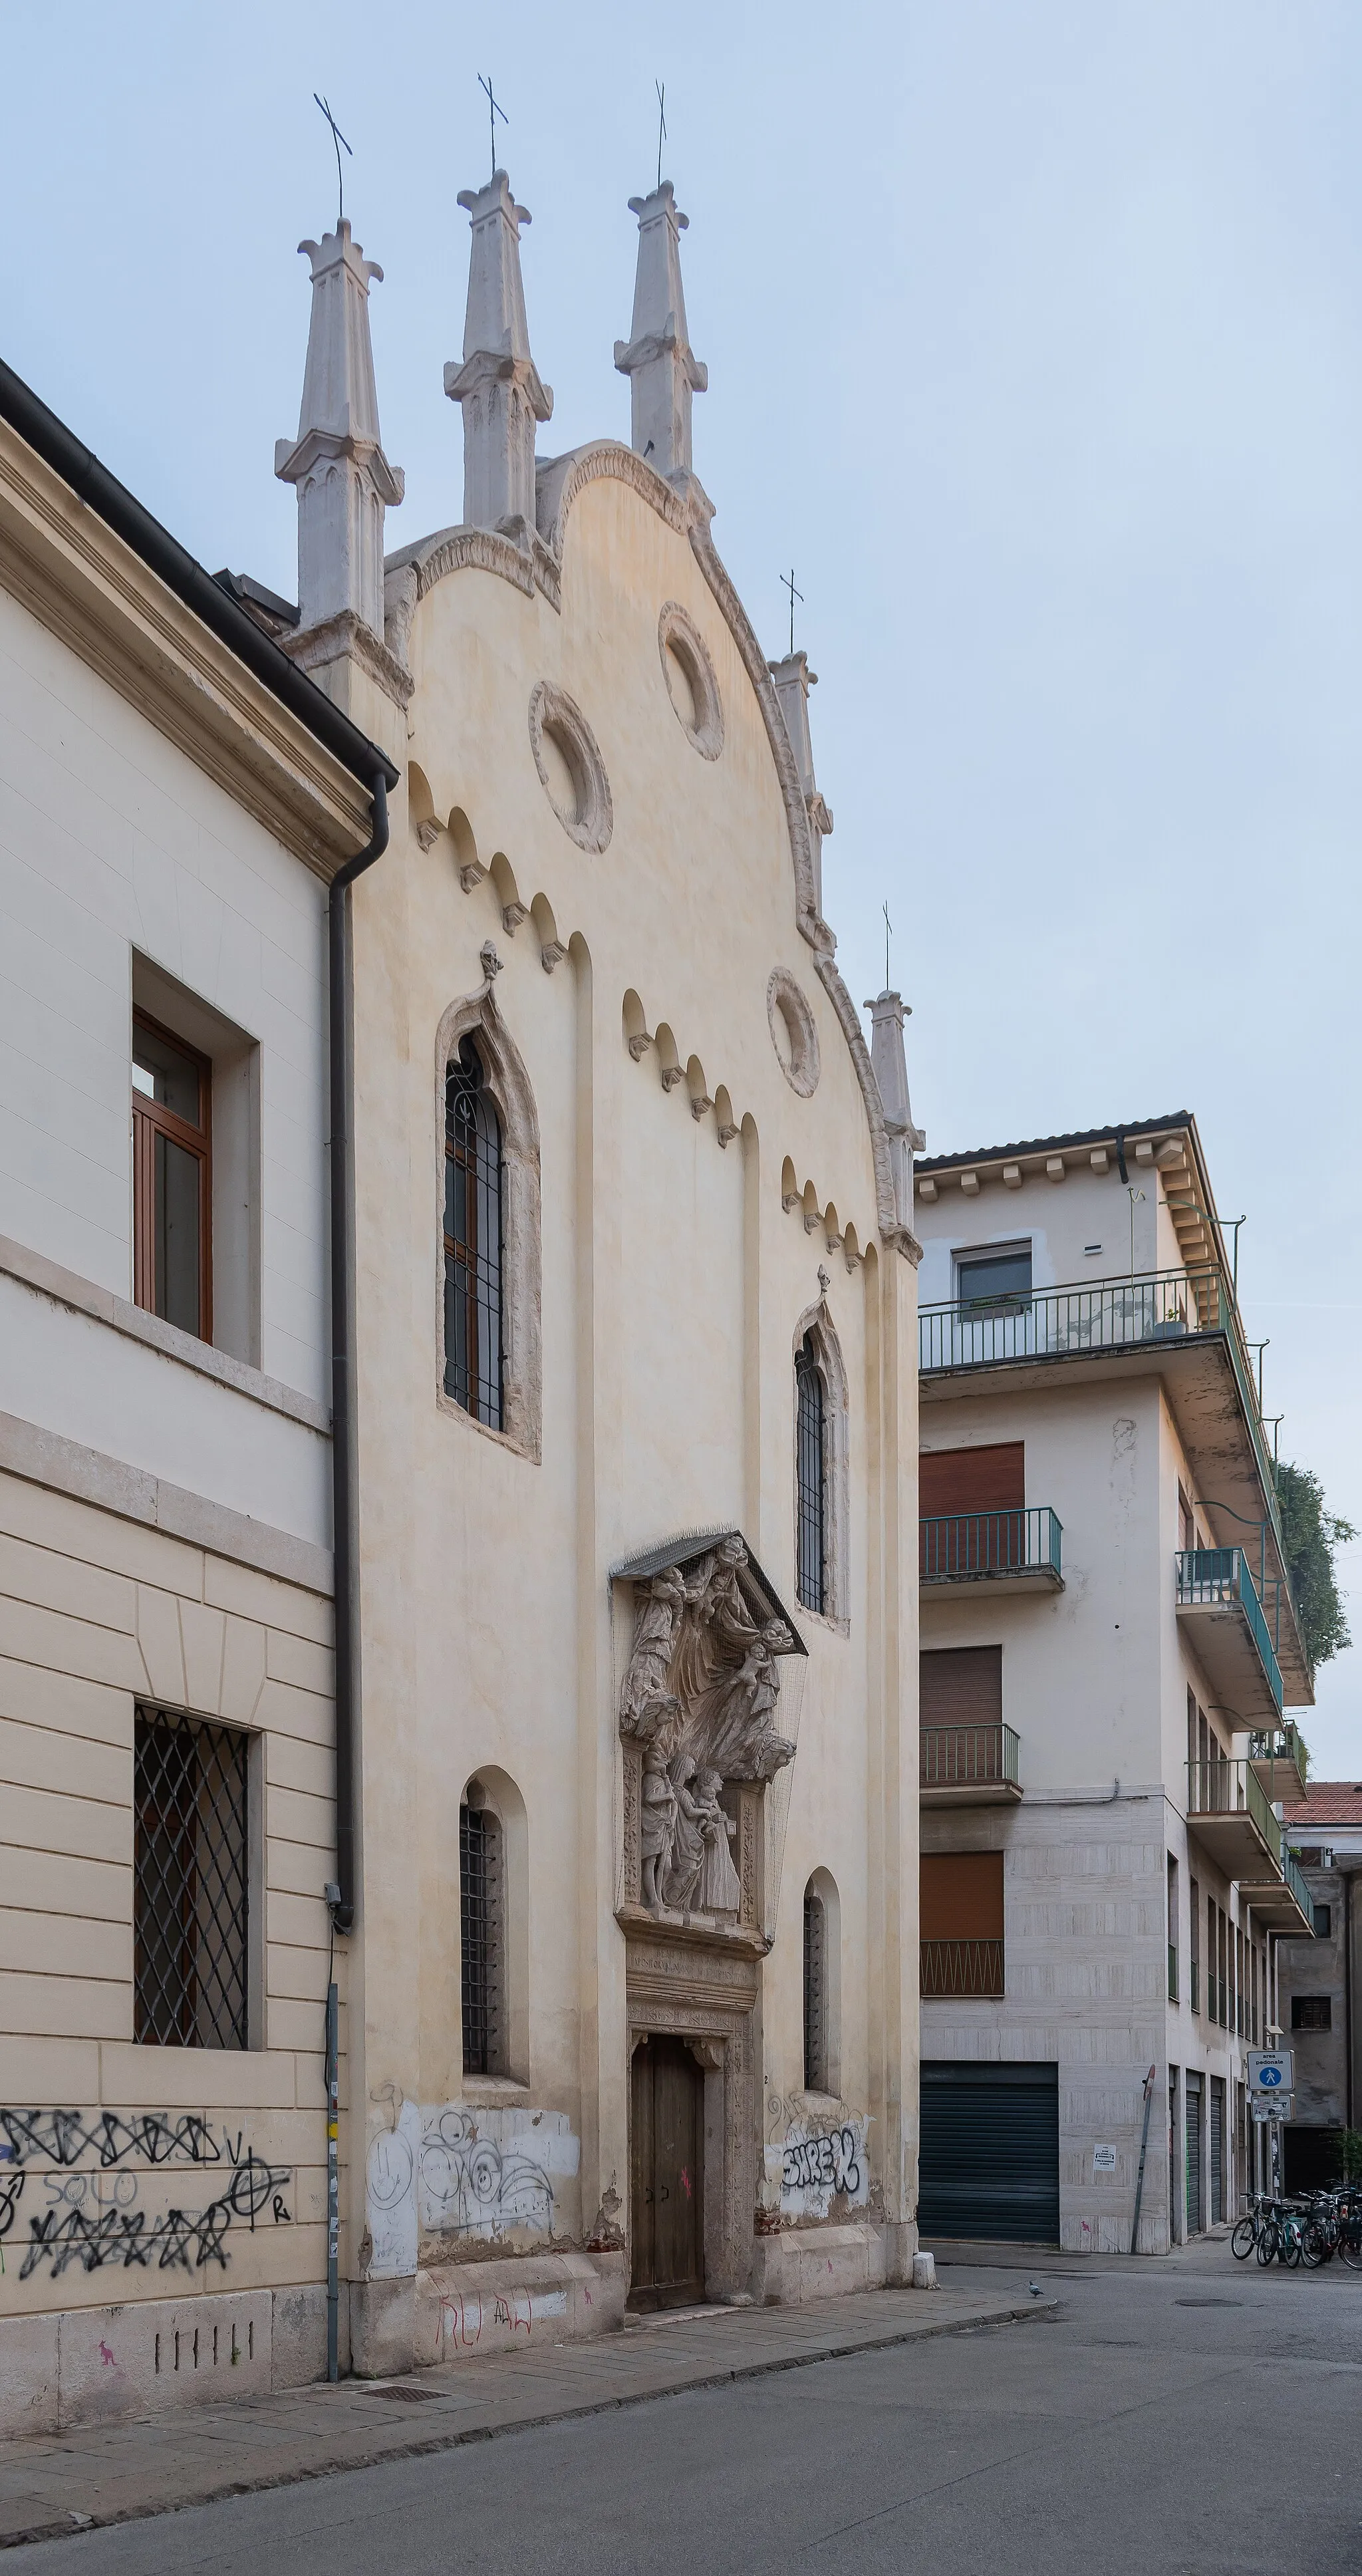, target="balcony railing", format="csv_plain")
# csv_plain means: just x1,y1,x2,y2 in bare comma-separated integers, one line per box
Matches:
1186,1754,1278,1846
920,1938,1004,1998
1176,1547,1284,1713
920,1722,1021,1796
1247,1721,1309,1804
1282,1845,1315,1927
920,1507,1062,1586
920,1264,1226,1375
